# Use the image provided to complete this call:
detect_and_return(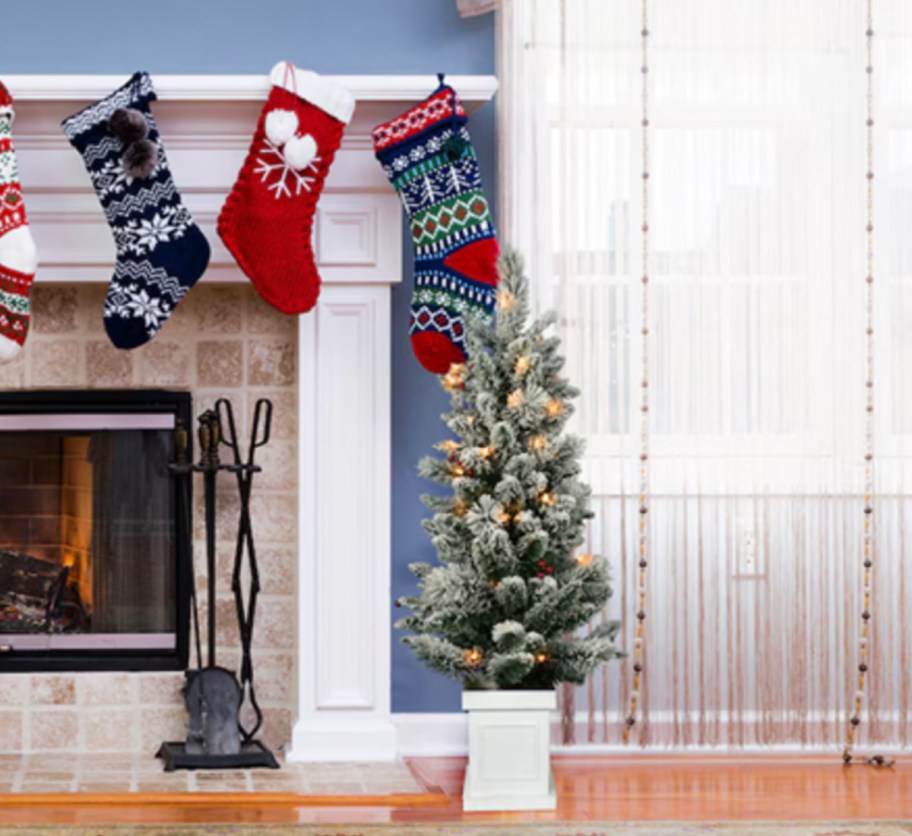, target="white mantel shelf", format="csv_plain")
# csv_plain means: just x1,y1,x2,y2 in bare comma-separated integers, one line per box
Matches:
4,74,499,105
9,73,498,286
6,74,499,762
